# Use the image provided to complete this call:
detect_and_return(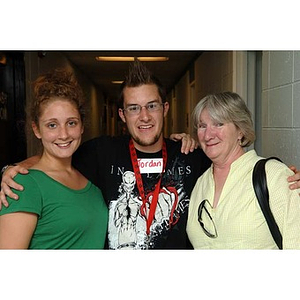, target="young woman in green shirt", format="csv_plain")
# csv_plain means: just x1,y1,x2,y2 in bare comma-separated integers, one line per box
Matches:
0,69,108,249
